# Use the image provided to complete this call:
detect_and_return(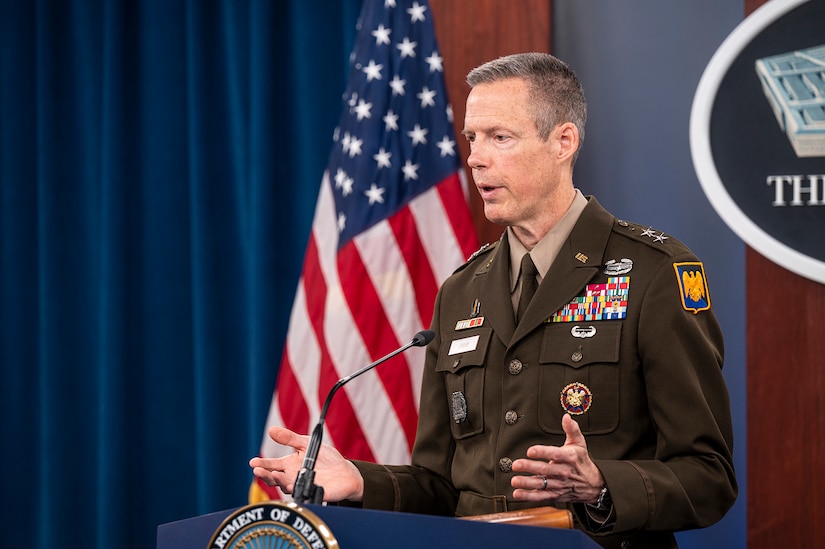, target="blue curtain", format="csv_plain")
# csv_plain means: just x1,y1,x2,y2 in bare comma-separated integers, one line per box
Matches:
0,0,361,546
